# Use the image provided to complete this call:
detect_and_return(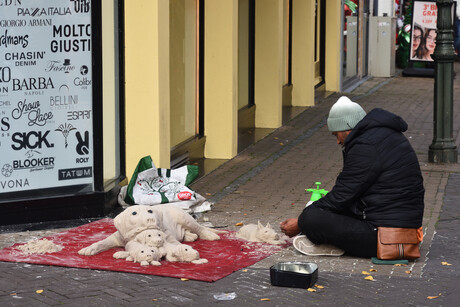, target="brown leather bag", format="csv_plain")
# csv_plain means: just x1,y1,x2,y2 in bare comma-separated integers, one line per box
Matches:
377,227,421,260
